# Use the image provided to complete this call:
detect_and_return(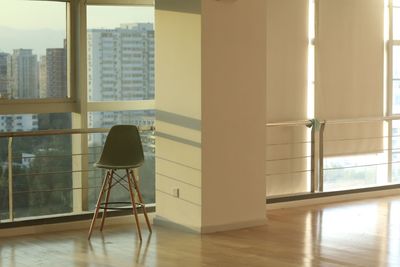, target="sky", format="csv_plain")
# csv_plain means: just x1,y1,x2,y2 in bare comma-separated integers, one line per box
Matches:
0,1,154,55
